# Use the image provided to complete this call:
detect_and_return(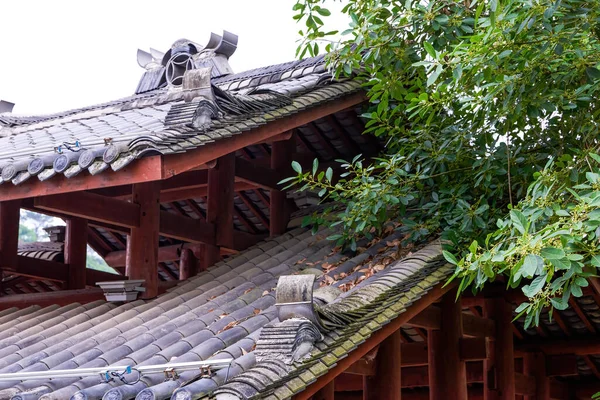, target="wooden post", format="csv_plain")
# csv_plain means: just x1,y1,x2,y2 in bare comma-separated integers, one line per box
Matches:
523,353,549,400
313,380,335,400
179,248,198,280
65,217,88,289
126,182,160,299
363,328,402,400
428,288,468,400
205,153,235,267
270,134,295,236
485,298,515,400
0,200,21,273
